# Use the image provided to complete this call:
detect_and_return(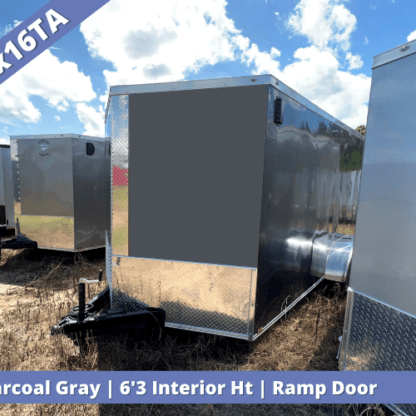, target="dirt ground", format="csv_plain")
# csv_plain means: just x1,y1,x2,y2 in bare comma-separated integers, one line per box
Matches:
0,247,390,416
